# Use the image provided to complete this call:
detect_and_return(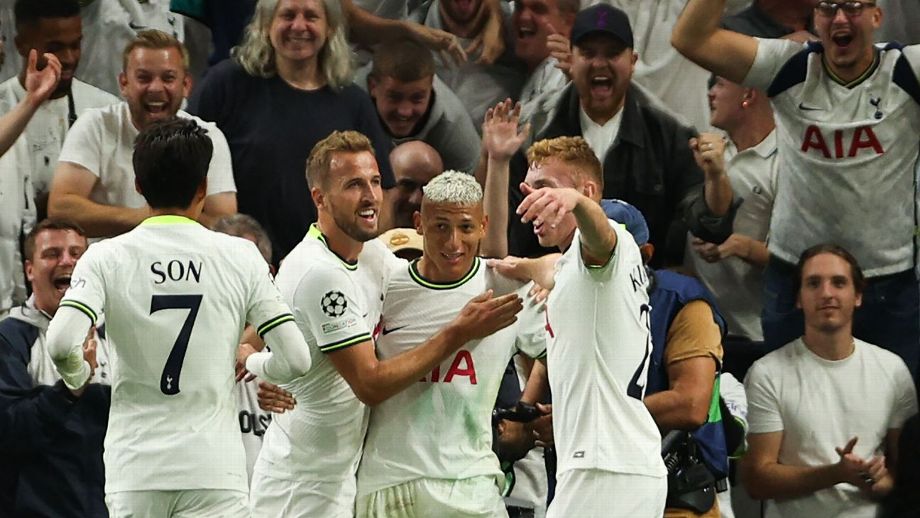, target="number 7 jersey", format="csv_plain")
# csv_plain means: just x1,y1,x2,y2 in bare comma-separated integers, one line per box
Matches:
59,215,296,494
